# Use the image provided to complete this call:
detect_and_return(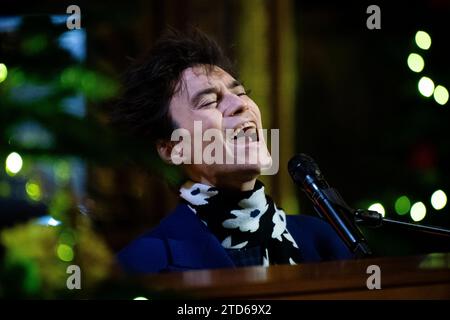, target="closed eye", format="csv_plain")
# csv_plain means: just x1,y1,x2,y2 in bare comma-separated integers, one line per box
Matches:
237,89,252,97
201,100,218,108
